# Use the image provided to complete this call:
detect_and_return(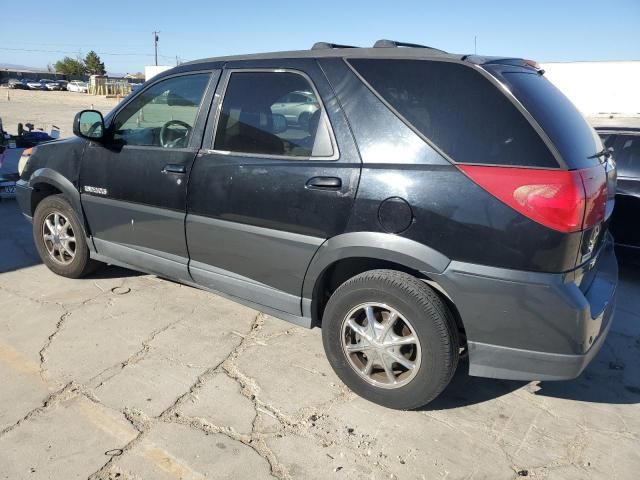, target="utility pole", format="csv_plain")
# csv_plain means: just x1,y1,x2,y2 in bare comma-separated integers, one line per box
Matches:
153,31,160,66
474,35,477,55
